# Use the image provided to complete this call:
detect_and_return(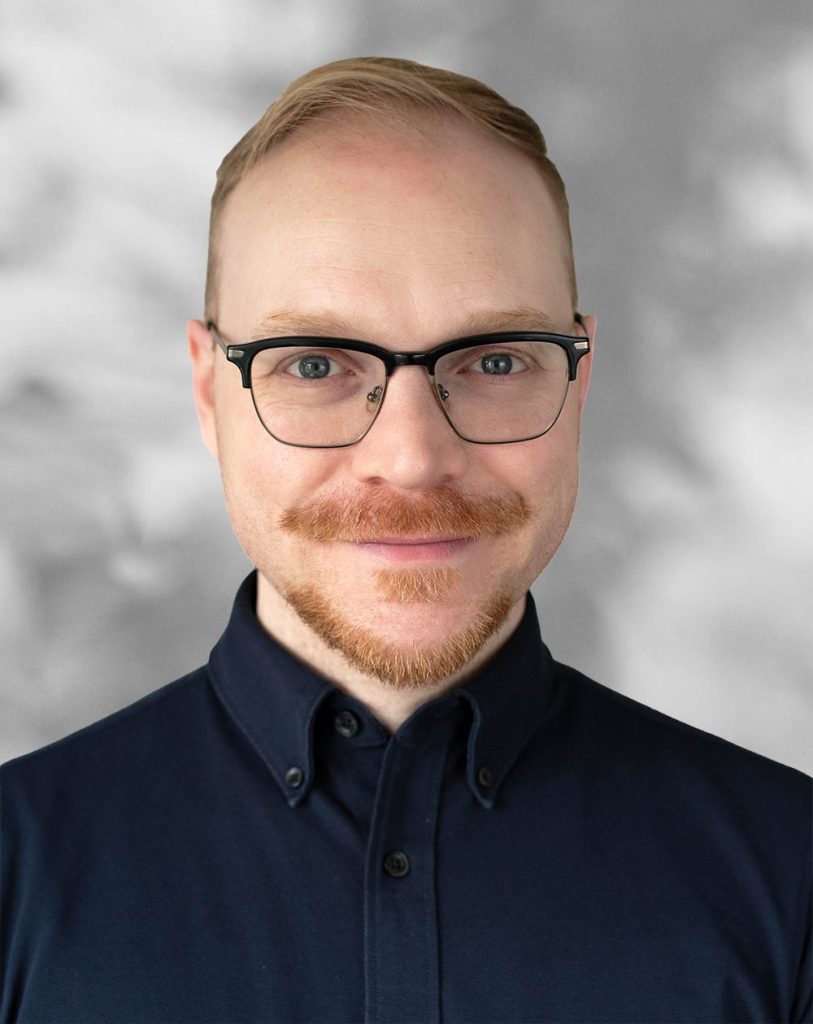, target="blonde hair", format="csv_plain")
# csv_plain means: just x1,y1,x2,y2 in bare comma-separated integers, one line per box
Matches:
205,56,576,320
